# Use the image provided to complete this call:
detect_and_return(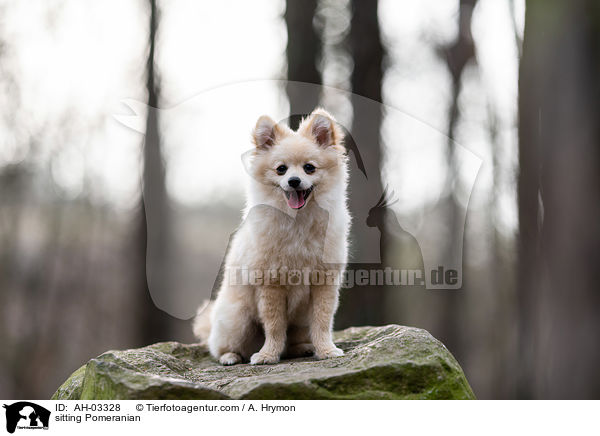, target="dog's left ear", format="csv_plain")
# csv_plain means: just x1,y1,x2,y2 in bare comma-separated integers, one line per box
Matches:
252,115,288,149
299,109,341,148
